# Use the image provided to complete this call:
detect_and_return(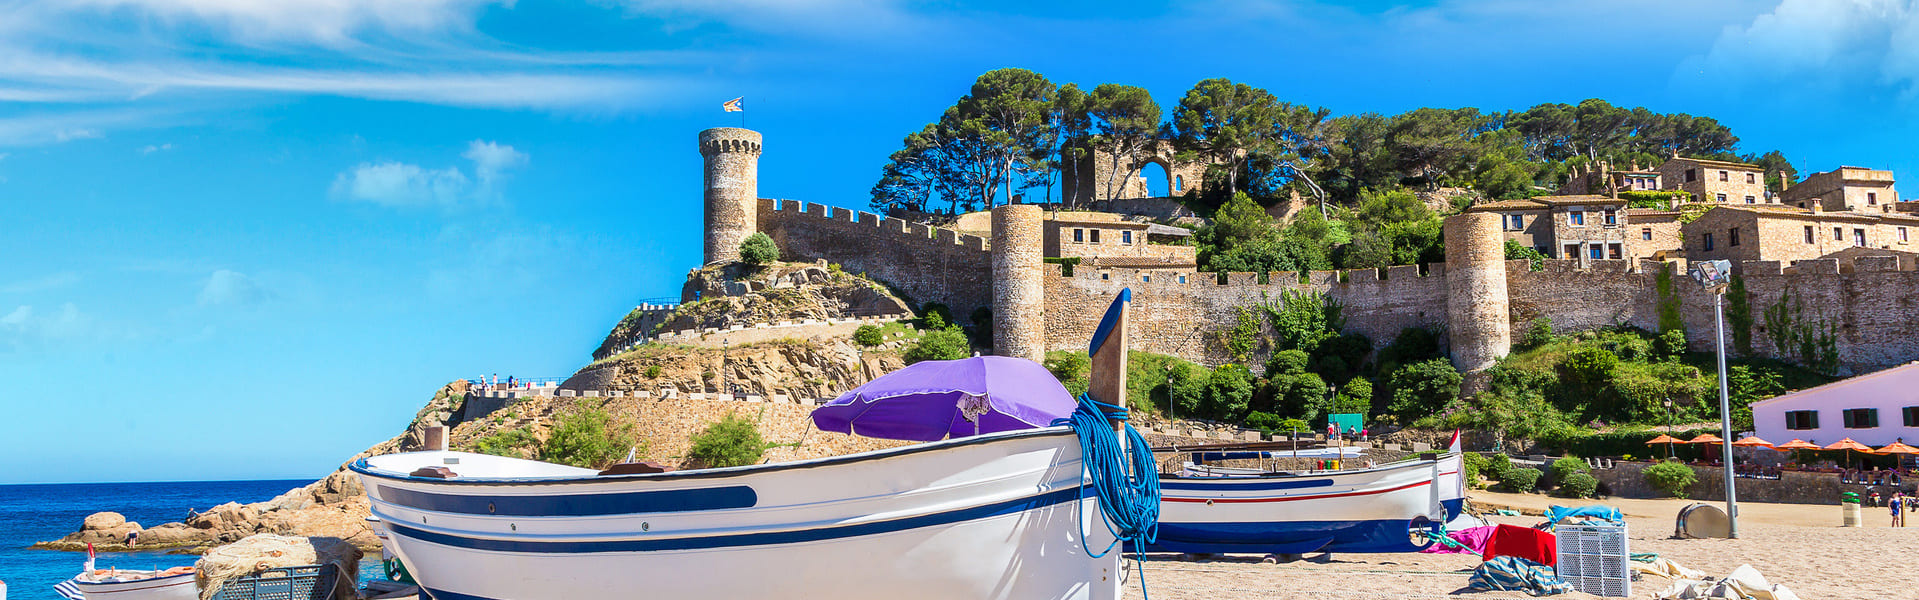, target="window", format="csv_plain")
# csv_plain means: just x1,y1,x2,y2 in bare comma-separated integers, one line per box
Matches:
1729,227,1740,246
1785,410,1819,430
1508,215,1524,230
1746,173,1756,184
1563,244,1579,259
1073,228,1084,242
1854,228,1866,247
1100,272,1109,280
1174,175,1184,191
1902,227,1910,243
1141,275,1150,282
1843,408,1879,429
1835,227,1845,241
1603,209,1617,225
1570,211,1586,226
1905,406,1919,427
1177,274,1187,284
1719,170,1729,182
1805,225,1814,244
1745,195,1755,204
1716,193,1727,203
1608,243,1622,259
1704,233,1715,251
1686,169,1698,182
1090,229,1101,244
1121,230,1133,245
1642,227,1653,241
1869,192,1878,205
1589,244,1604,259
